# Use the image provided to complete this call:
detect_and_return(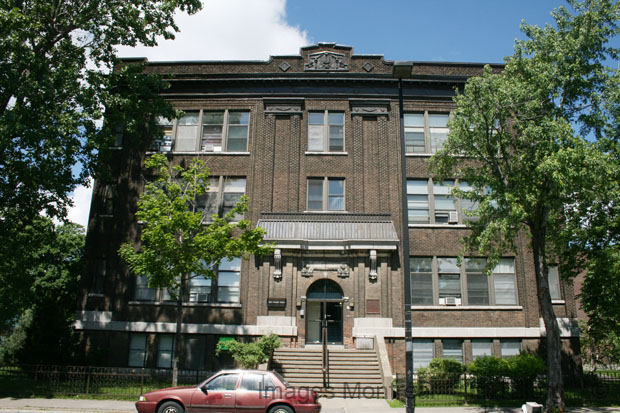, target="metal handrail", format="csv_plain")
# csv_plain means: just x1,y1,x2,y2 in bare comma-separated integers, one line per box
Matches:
322,321,328,388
